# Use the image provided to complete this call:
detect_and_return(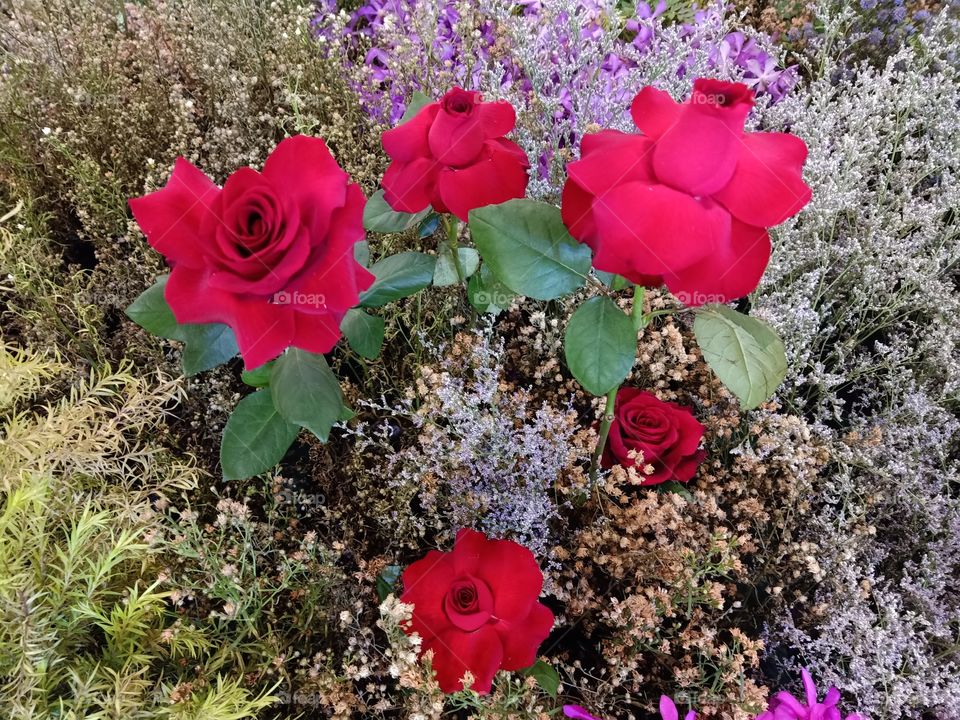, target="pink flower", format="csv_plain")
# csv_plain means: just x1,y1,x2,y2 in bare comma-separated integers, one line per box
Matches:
757,668,863,720
563,696,696,720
